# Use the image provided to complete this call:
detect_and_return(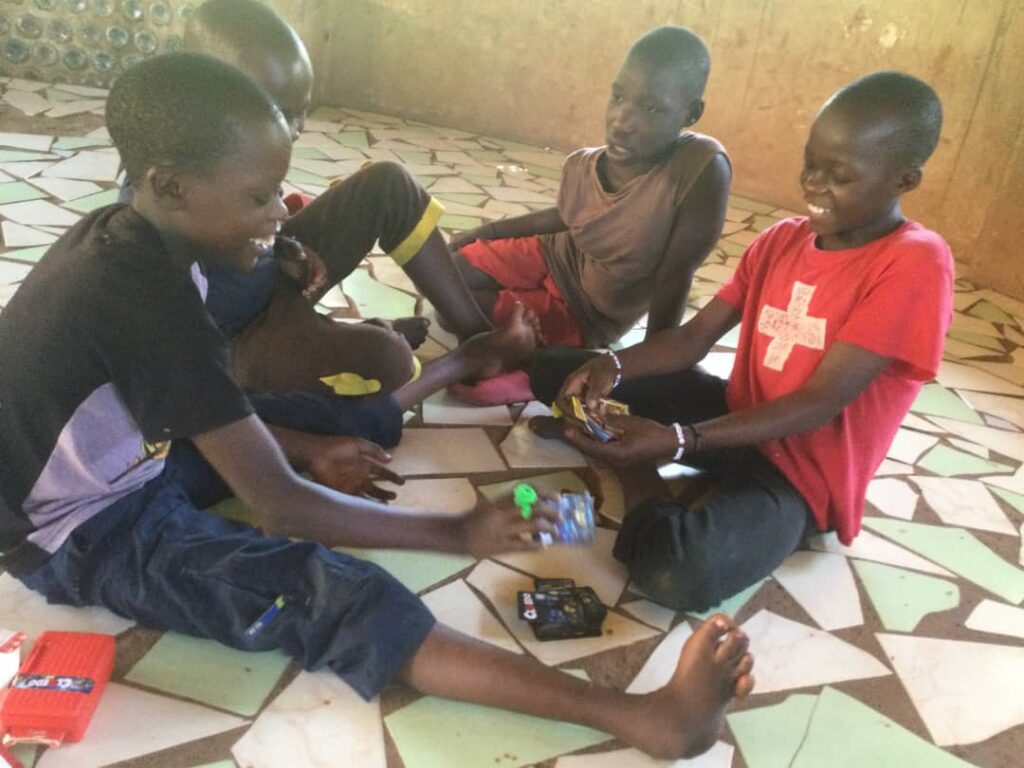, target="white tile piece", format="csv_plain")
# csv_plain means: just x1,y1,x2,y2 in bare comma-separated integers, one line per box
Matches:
909,476,1016,534
389,427,506,475
808,531,954,576
366,255,419,294
1,220,56,247
6,79,49,92
772,551,864,630
466,559,658,666
40,150,120,182
697,351,735,380
2,90,51,116
556,742,733,767
865,478,918,520
0,161,55,179
493,526,629,606
0,282,19,307
626,621,693,694
427,176,484,194
380,477,477,515
928,416,1024,461
886,428,939,464
0,260,34,283
422,390,513,426
45,99,106,118
620,599,676,632
0,574,135,652
420,302,460,350
957,390,1024,430
593,466,626,523
937,360,1024,396
53,83,109,97
740,610,890,695
876,633,1024,747
0,133,53,152
0,199,80,227
951,311,1001,338
27,176,102,201
421,579,523,654
901,412,945,433
949,437,990,458
231,670,384,768
36,683,245,768
499,401,588,469
964,599,1024,640
874,459,915,476
484,185,557,204
981,465,1024,496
